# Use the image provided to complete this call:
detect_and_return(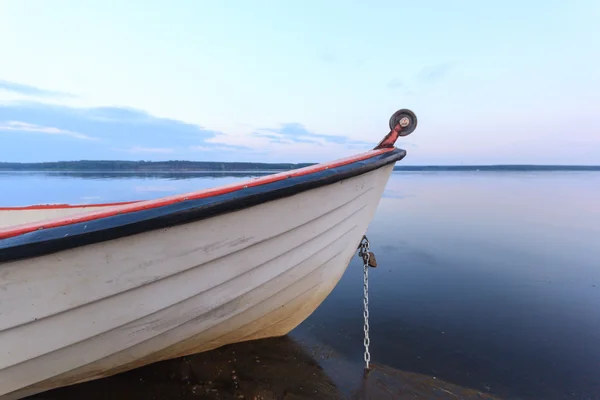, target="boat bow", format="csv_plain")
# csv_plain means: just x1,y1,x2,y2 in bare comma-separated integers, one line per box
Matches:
0,108,417,400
